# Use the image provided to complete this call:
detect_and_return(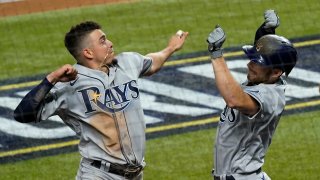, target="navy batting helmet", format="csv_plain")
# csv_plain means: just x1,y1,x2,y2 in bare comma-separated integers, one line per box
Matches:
242,34,297,76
